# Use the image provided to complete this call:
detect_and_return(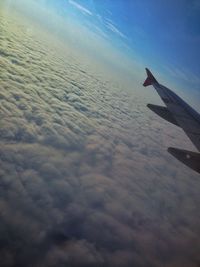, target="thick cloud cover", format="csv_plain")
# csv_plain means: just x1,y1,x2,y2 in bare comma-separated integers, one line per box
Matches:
0,3,200,267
